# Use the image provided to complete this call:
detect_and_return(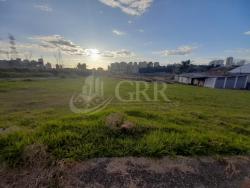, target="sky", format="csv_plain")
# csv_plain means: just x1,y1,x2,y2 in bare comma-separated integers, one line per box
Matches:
0,0,250,69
